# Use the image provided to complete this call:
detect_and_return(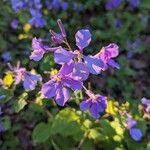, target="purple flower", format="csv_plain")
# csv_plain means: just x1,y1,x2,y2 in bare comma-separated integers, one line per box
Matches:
127,117,137,129
30,37,60,61
114,19,123,29
105,0,122,10
127,117,142,141
11,19,19,29
141,97,150,118
41,65,82,106
127,0,140,8
80,91,107,119
8,62,42,91
129,128,142,141
54,29,104,76
55,29,103,75
2,52,11,62
29,17,46,28
30,38,45,61
54,48,103,76
11,0,26,12
50,19,66,44
61,2,68,11
141,97,150,105
95,43,120,71
52,0,60,10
